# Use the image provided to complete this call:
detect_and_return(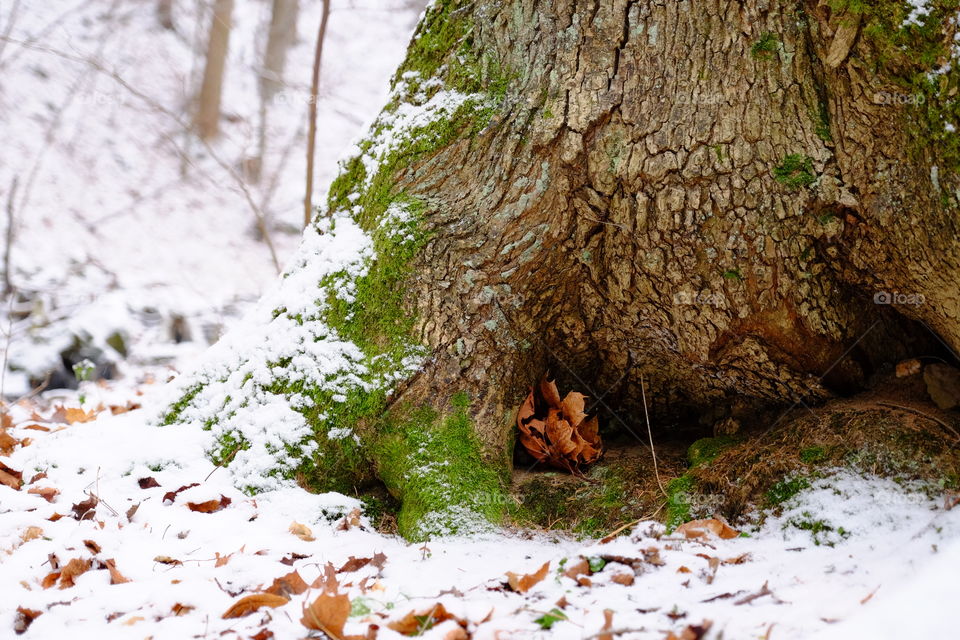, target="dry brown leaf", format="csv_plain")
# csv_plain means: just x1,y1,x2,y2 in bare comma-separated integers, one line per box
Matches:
0,428,18,455
250,629,275,640
300,592,350,638
387,603,464,636
171,602,194,616
674,518,738,540
597,609,614,640
289,521,315,542
0,460,23,490
186,495,232,513
337,507,363,530
506,561,550,593
71,495,98,520
666,620,713,640
563,557,590,580
222,593,289,619
162,483,199,504
27,486,59,503
214,551,232,567
516,375,602,471
137,477,160,489
83,539,101,554
122,616,144,626
14,606,42,634
153,555,182,566
610,572,634,586
50,406,98,425
104,558,131,584
20,526,43,543
41,572,60,589
59,558,92,588
265,570,309,597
